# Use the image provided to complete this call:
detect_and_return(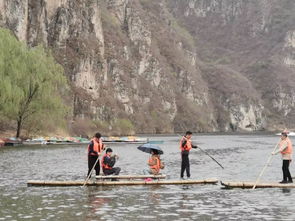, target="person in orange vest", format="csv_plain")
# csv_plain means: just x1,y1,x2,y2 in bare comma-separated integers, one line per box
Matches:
180,131,198,179
87,132,105,177
144,149,165,175
272,131,293,183
101,148,121,176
